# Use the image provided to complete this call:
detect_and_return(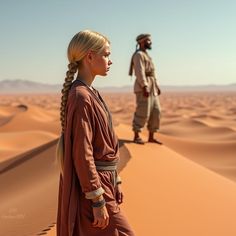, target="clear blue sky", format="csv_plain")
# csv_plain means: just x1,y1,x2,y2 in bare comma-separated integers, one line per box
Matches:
0,0,235,87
